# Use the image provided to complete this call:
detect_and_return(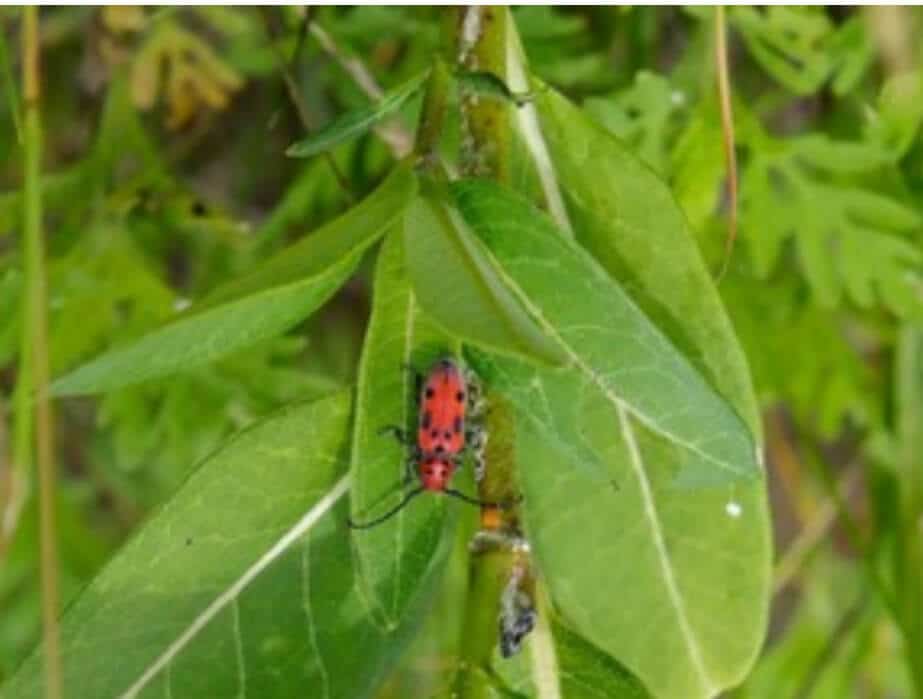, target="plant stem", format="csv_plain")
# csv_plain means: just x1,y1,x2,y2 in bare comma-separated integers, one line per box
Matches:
713,6,737,282
450,9,534,697
896,326,923,698
413,58,452,171
457,6,510,183
21,8,62,699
